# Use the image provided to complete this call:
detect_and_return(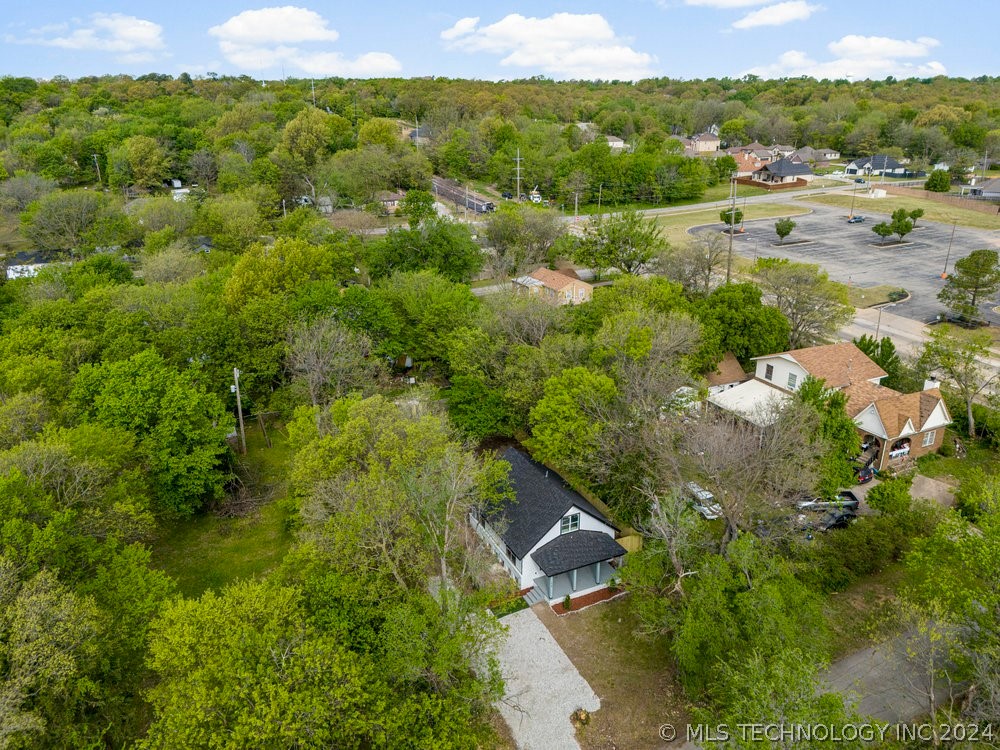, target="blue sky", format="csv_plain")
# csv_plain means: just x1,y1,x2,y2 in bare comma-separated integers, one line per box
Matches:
1,1,997,82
